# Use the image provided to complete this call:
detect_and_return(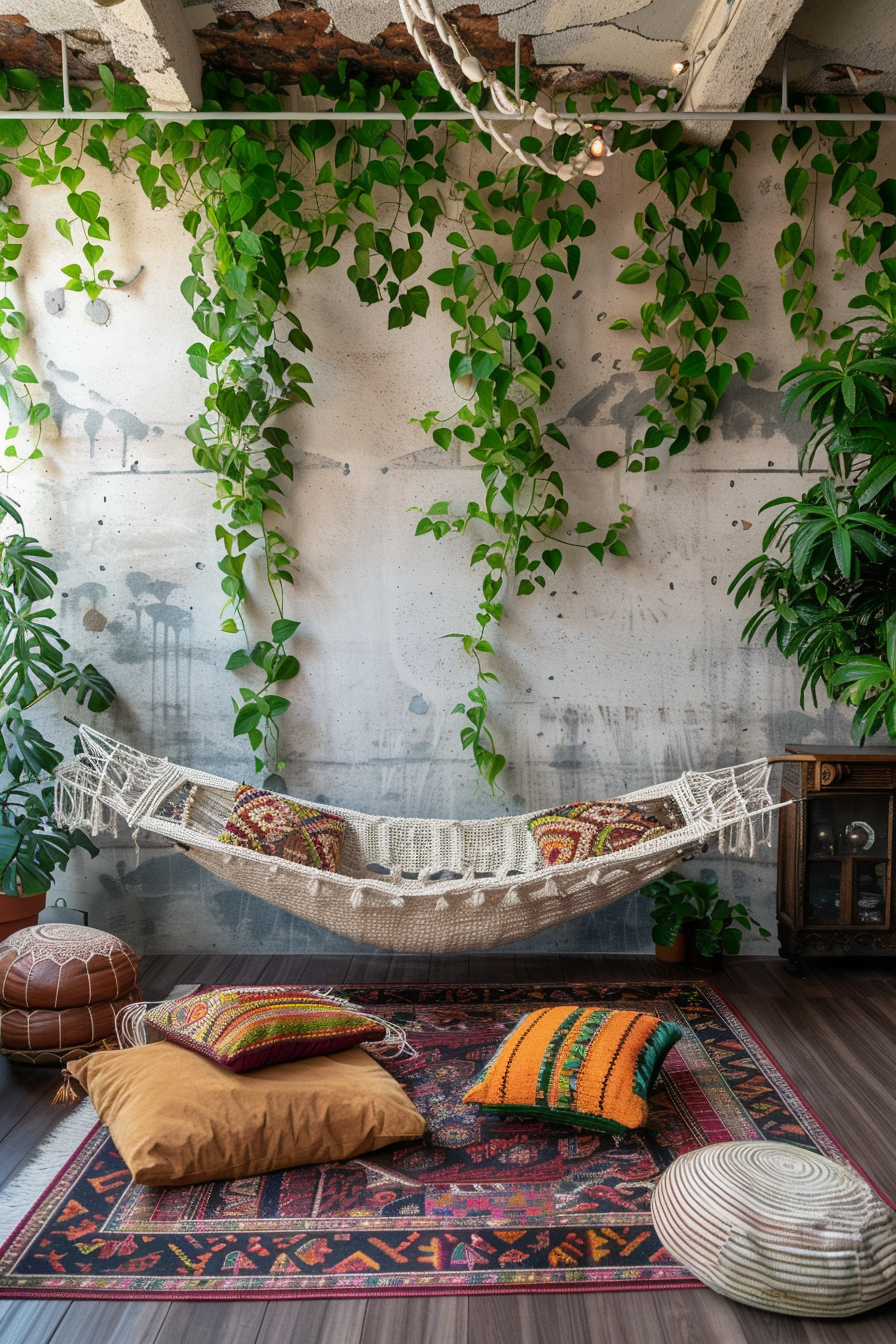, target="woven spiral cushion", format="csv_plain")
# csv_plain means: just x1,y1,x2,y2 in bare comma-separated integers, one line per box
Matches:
651,1141,896,1317
527,797,682,865
143,987,387,1072
0,989,139,1051
219,785,345,871
463,1005,682,1136
0,923,139,1009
